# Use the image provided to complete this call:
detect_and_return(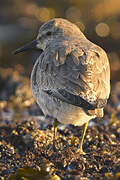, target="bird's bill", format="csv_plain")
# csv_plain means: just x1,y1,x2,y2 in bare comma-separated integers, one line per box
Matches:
13,39,39,55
